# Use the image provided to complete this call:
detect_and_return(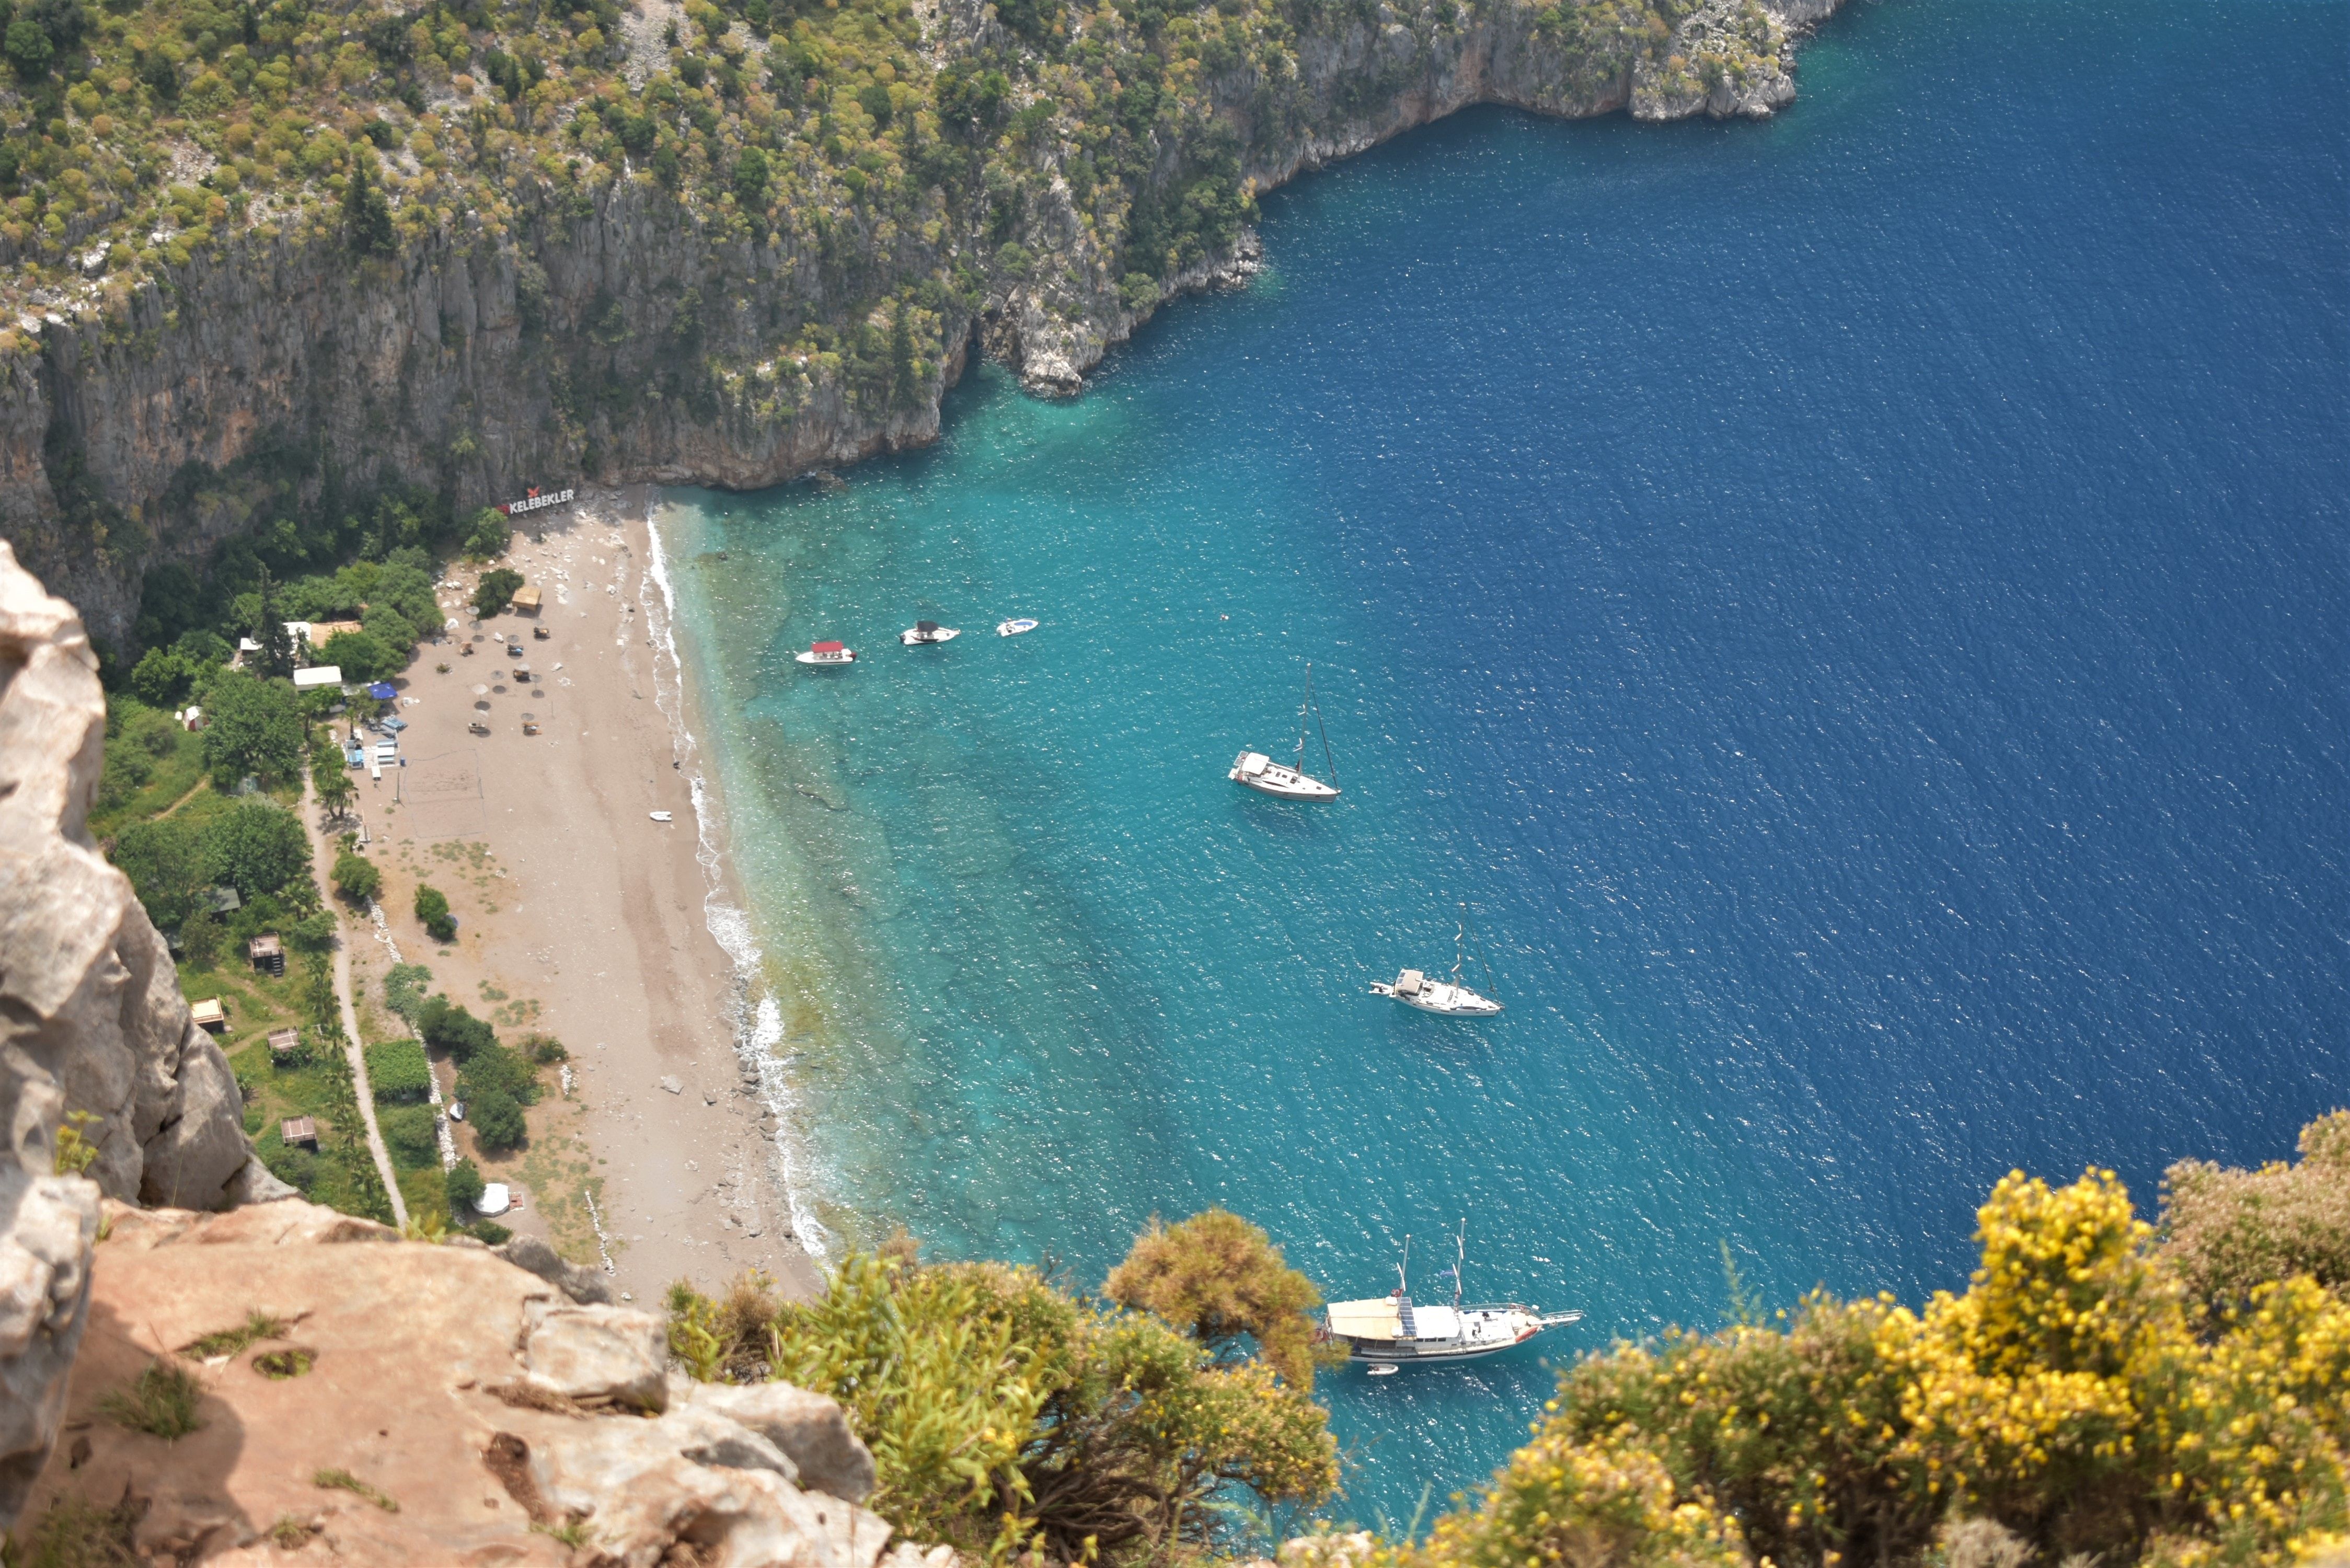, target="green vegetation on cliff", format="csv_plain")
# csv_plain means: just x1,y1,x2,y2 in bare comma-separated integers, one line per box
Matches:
673,1122,2349,1568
